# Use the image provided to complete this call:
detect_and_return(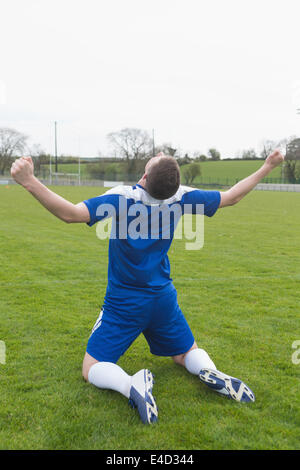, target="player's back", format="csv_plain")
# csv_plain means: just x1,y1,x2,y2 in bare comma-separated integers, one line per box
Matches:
83,183,220,294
